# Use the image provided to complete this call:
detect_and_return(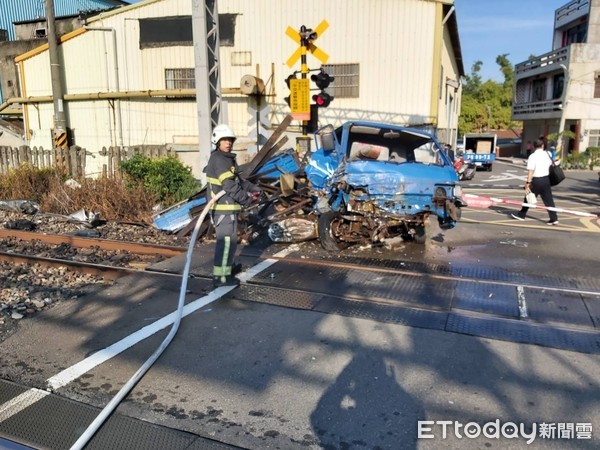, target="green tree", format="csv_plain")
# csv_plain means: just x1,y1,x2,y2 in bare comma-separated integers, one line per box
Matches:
463,60,483,96
459,55,522,135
